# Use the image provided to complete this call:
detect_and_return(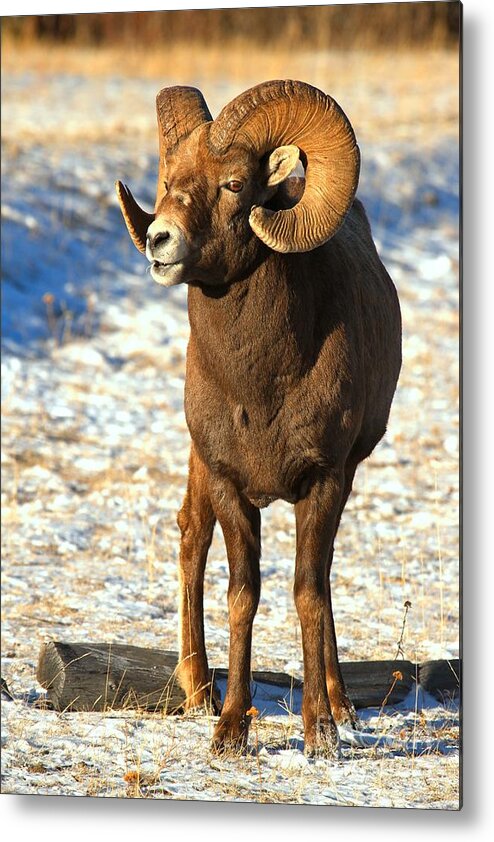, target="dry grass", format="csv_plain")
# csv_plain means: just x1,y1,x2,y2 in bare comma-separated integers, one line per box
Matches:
1,32,456,80
1,37,459,147
40,691,456,804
